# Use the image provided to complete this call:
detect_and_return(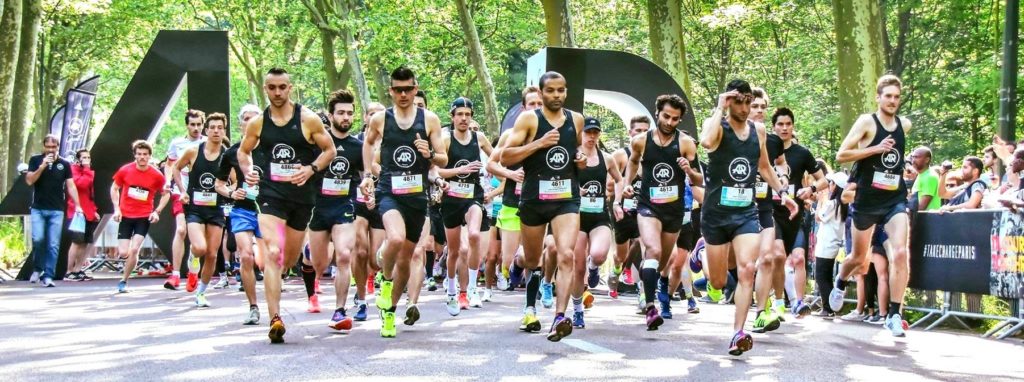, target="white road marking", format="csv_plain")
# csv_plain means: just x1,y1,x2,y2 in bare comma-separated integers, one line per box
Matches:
561,339,622,355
